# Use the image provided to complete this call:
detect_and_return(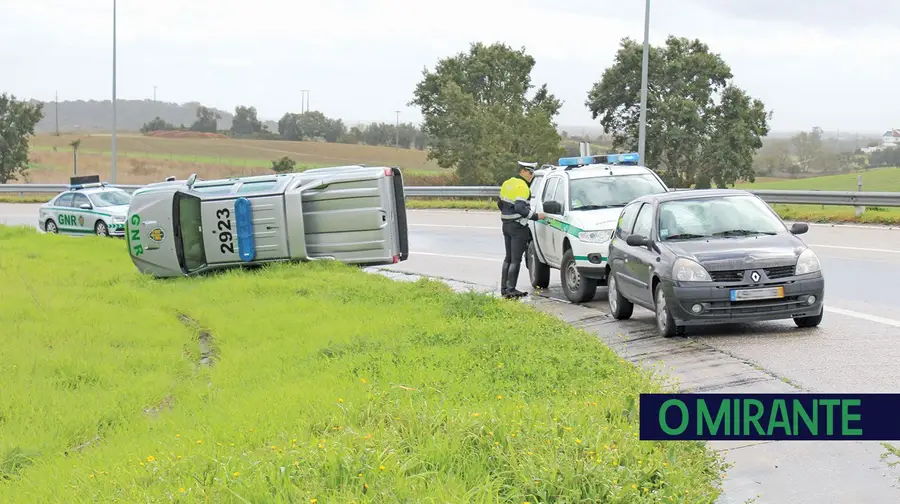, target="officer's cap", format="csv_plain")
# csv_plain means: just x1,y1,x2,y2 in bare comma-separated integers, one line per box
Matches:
517,161,538,172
